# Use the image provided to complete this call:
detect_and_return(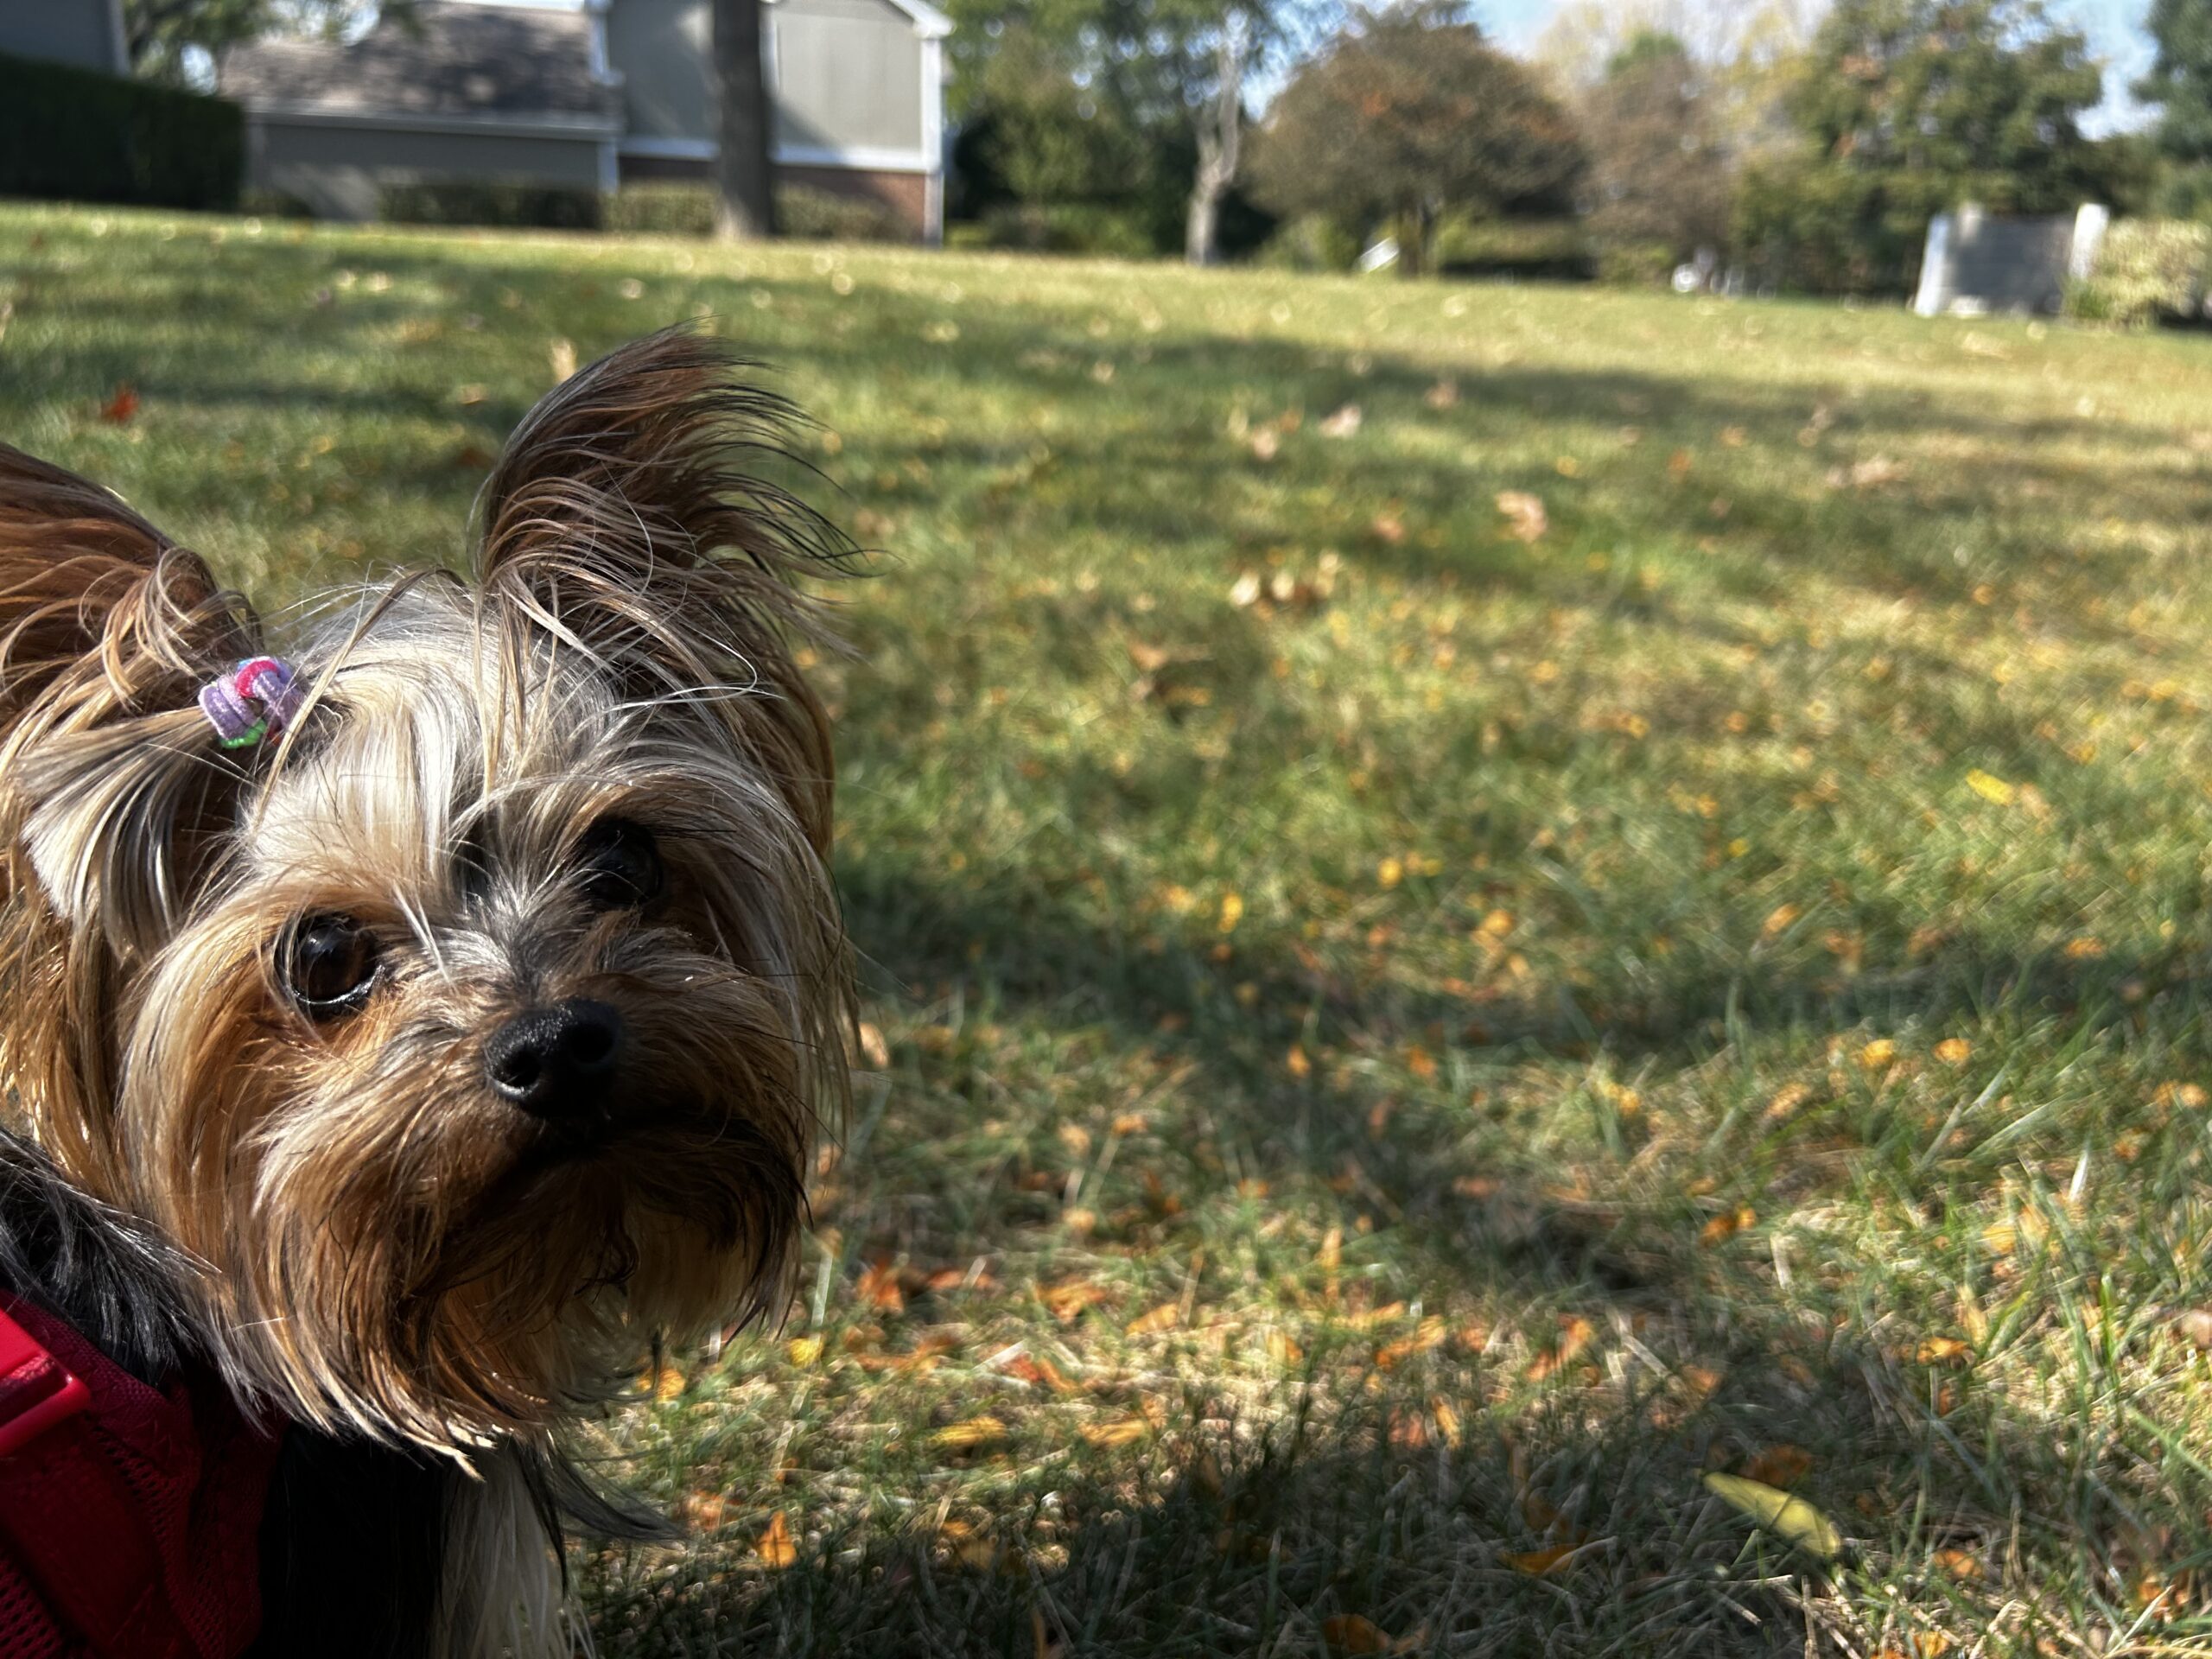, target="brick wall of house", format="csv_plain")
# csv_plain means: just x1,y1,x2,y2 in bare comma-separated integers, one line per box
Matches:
620,153,931,241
